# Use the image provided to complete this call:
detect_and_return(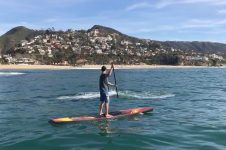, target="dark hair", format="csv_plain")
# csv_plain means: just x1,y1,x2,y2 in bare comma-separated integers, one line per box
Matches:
101,66,106,72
